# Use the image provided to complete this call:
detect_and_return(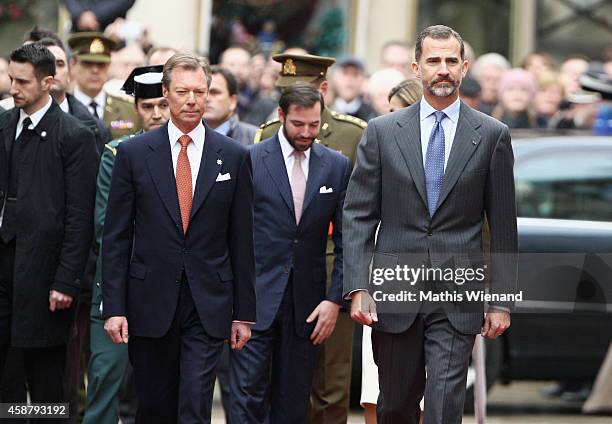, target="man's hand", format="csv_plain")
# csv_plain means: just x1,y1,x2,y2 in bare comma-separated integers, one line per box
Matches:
77,10,100,31
230,322,252,350
104,316,129,344
49,290,73,312
349,291,378,326
481,310,511,339
307,300,341,345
